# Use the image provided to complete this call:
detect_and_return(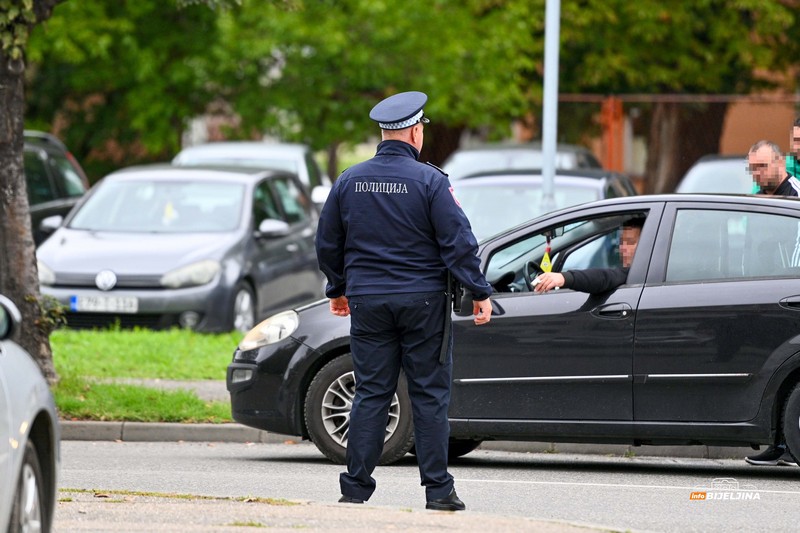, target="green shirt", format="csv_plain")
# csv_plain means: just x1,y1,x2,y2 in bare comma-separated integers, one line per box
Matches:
789,155,799,179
